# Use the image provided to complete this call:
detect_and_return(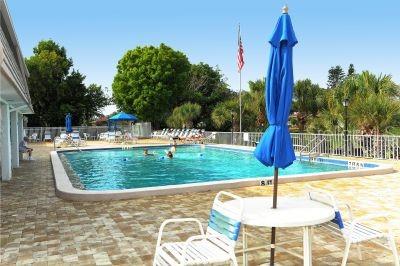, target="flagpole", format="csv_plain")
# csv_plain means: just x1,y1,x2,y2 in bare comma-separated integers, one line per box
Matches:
238,24,242,133
239,68,242,133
